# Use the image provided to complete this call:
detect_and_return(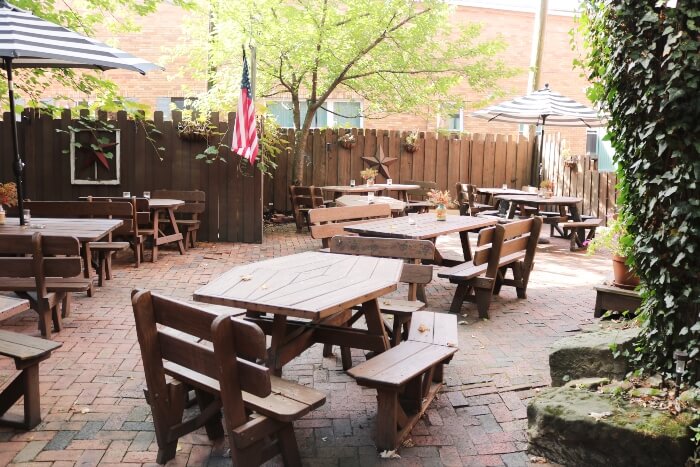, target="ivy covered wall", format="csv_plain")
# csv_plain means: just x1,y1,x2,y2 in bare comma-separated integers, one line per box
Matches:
580,1,699,384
